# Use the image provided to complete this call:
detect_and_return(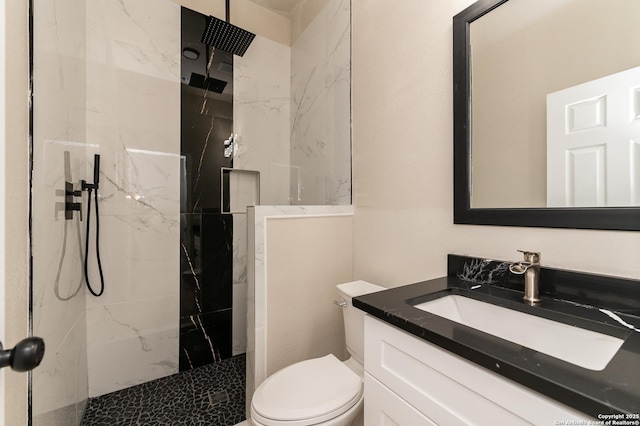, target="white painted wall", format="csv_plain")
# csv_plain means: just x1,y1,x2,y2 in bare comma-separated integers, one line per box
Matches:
266,215,352,376
4,0,31,424
0,0,6,422
351,0,640,287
